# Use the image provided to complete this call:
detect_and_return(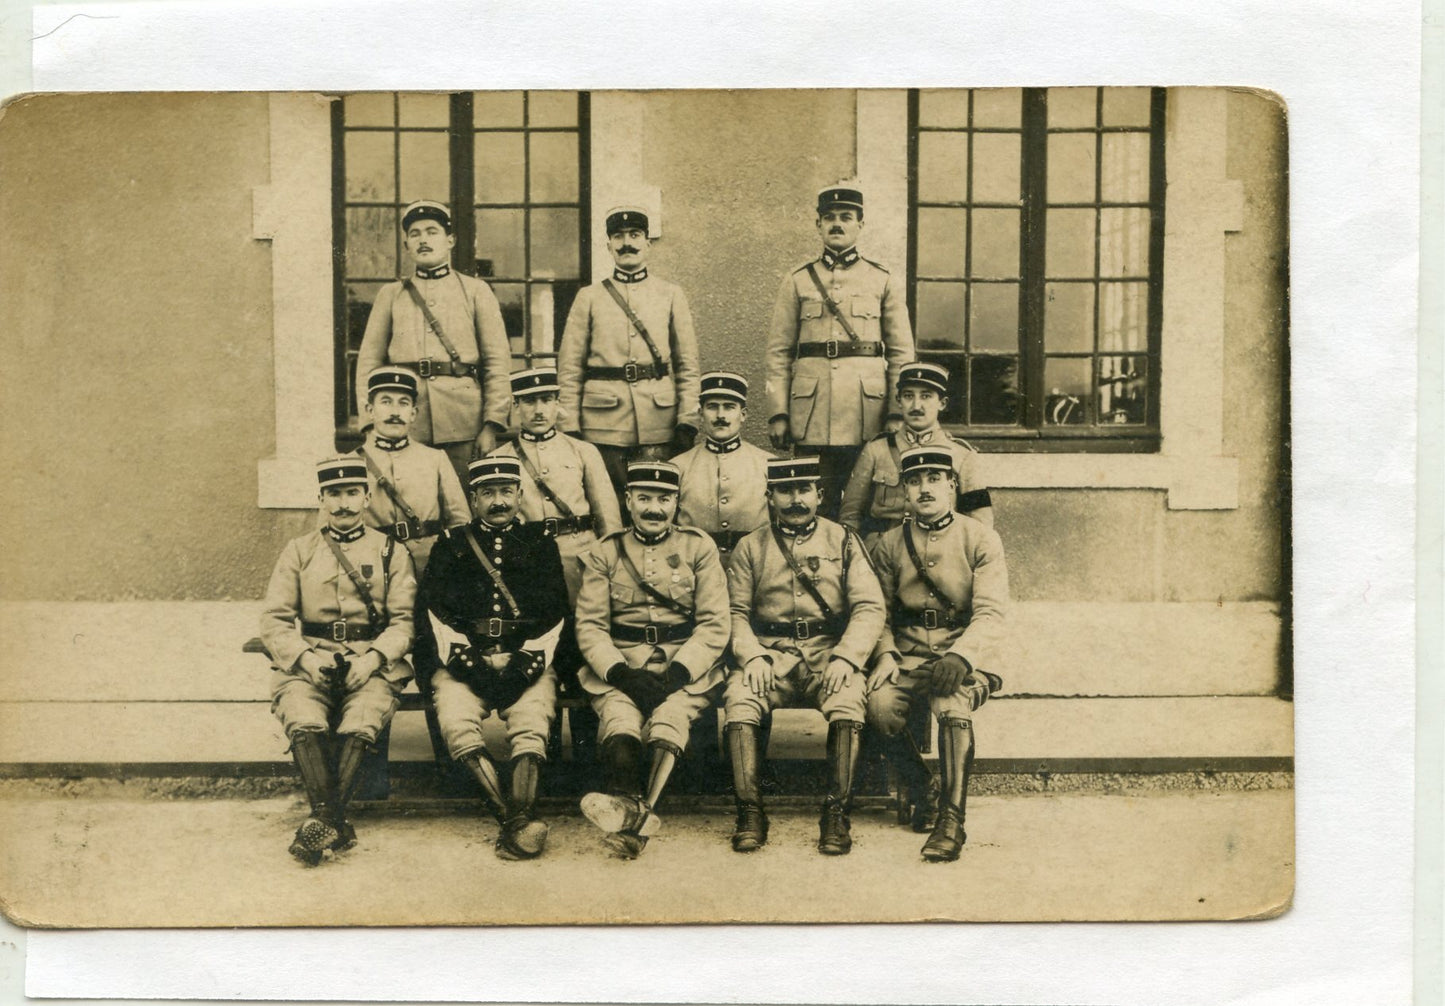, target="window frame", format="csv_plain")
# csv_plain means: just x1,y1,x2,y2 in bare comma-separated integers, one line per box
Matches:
905,87,1166,453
